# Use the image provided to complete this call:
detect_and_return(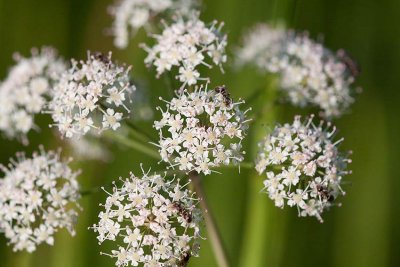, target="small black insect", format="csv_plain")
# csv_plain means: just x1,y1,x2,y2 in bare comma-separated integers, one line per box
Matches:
93,52,111,64
316,184,333,201
178,253,191,267
214,85,232,106
172,202,193,223
337,49,360,78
